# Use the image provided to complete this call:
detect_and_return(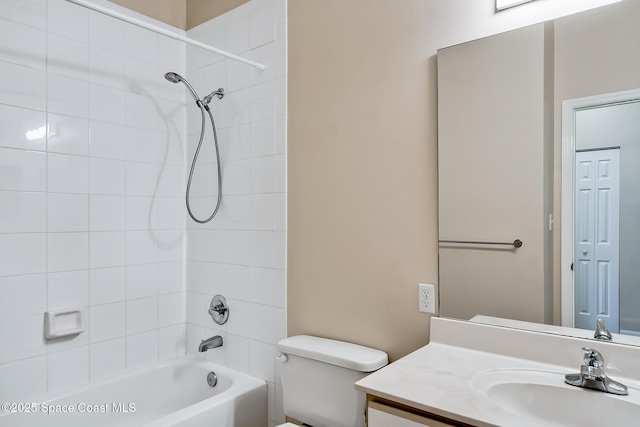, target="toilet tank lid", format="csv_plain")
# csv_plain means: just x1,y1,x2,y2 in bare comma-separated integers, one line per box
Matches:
277,335,388,372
